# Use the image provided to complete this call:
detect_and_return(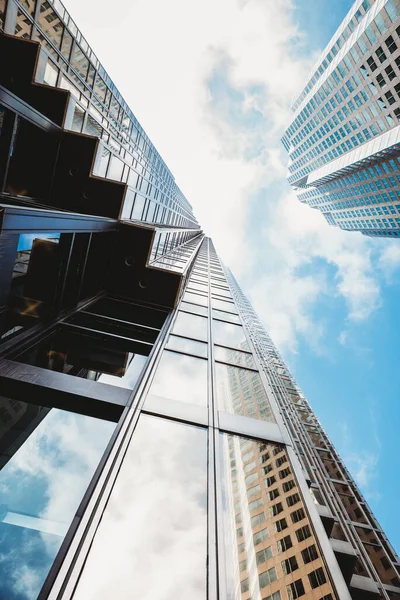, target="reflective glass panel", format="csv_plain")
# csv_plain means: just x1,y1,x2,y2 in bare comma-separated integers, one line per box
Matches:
180,301,208,317
212,309,240,323
173,311,208,342
147,351,207,407
15,329,149,390
73,415,207,600
0,399,115,600
188,280,209,292
213,320,249,351
215,346,255,369
166,335,208,358
0,232,61,342
215,364,275,422
212,298,236,312
183,292,208,307
219,433,336,600
15,10,32,39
